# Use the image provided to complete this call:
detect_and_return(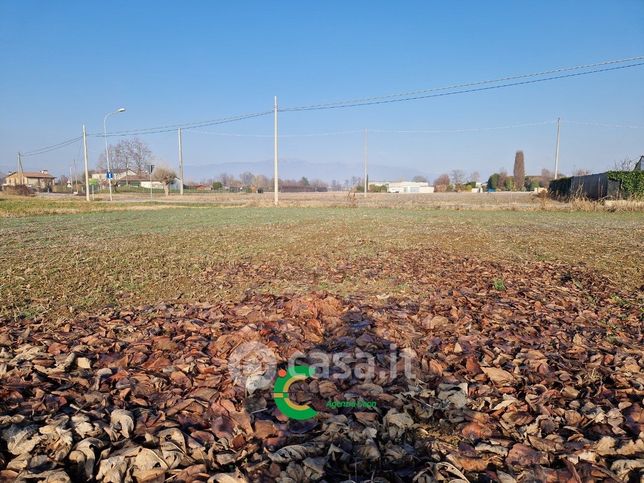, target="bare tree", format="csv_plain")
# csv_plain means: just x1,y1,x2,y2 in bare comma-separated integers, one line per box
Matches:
412,175,427,183
239,171,254,186
219,173,236,188
254,174,270,189
498,169,508,190
612,157,637,171
153,166,177,196
513,151,525,191
469,171,480,183
450,169,466,187
123,138,152,175
97,145,127,172
433,173,450,185
572,168,591,176
540,168,554,188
